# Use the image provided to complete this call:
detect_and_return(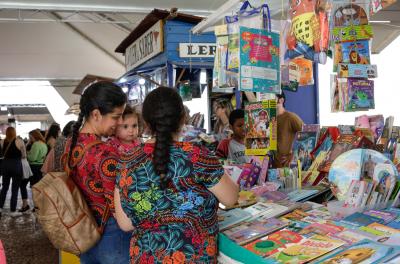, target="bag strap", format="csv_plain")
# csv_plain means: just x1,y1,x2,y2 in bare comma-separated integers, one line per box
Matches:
64,139,111,233
1,139,15,158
